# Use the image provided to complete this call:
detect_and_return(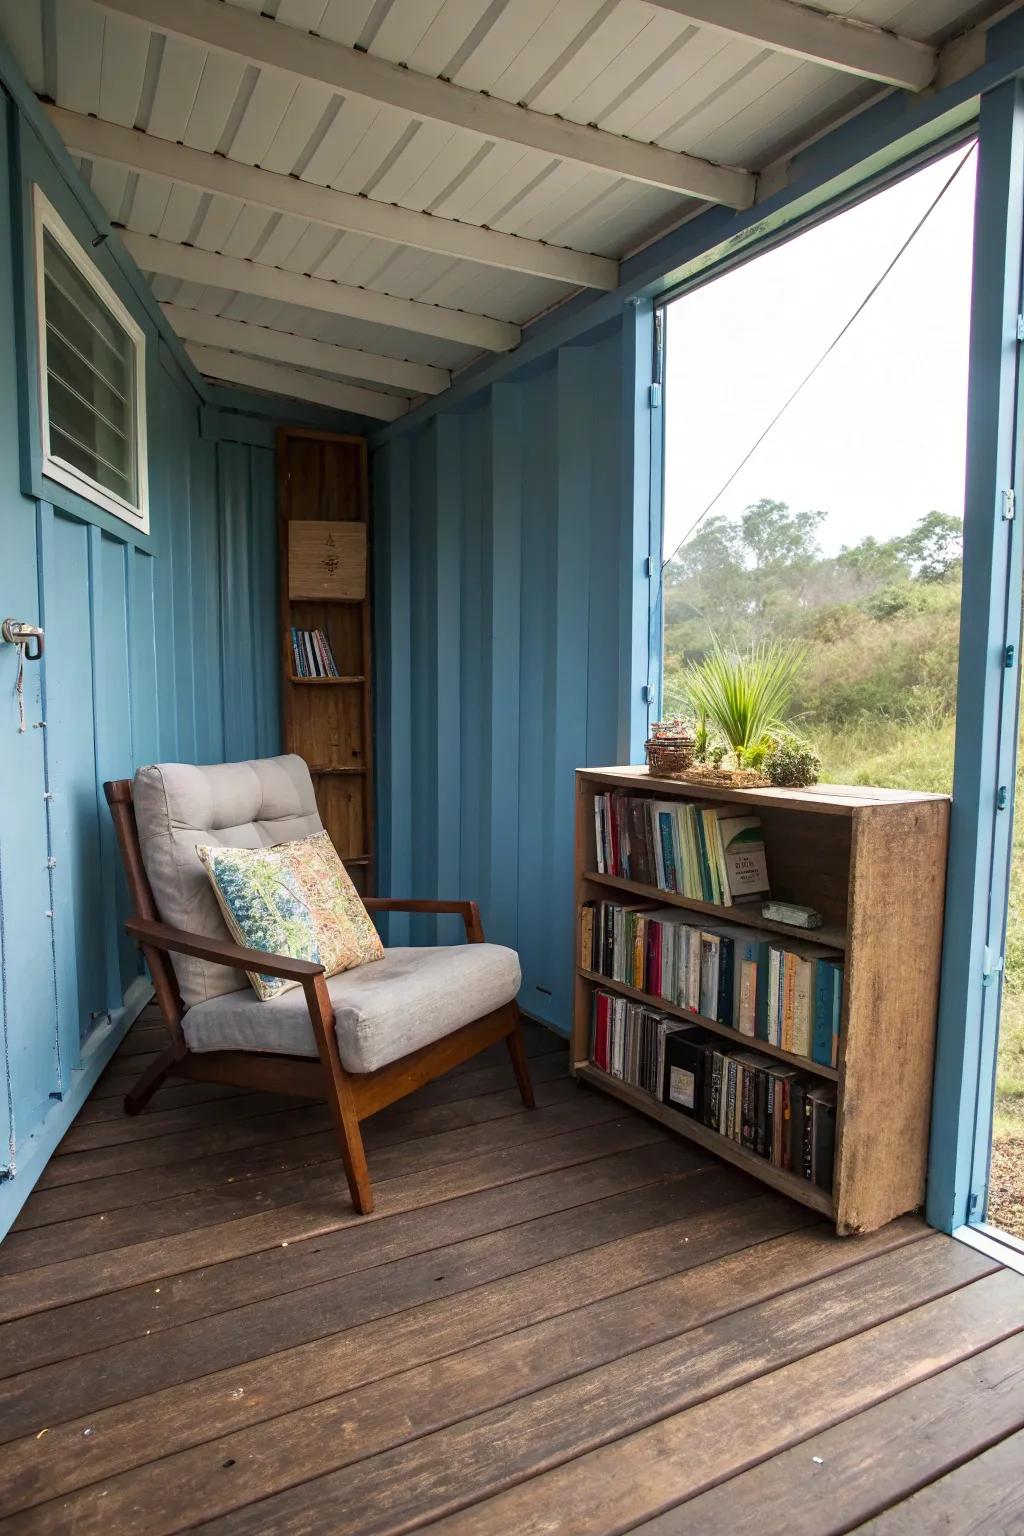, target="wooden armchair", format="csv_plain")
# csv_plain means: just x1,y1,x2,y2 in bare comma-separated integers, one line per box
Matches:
104,758,534,1215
